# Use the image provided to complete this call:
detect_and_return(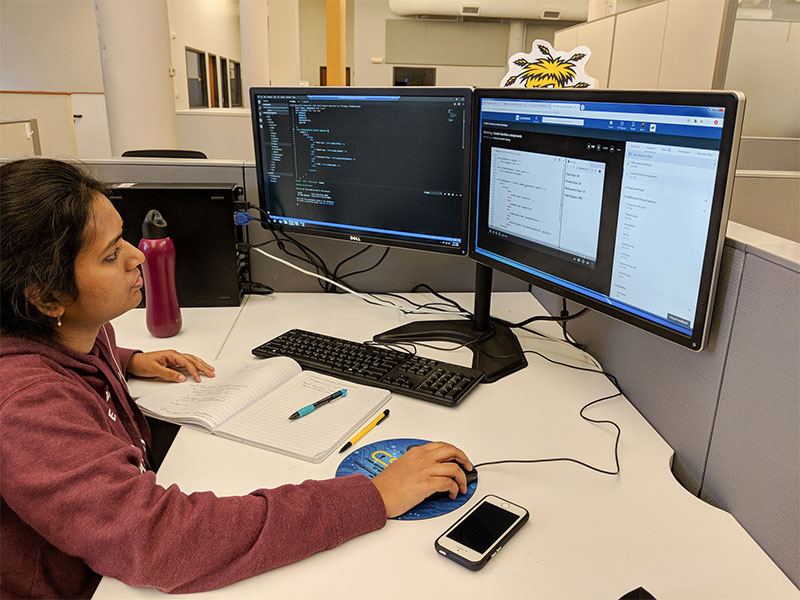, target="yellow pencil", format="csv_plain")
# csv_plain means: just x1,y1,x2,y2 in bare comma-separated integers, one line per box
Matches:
339,409,390,453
